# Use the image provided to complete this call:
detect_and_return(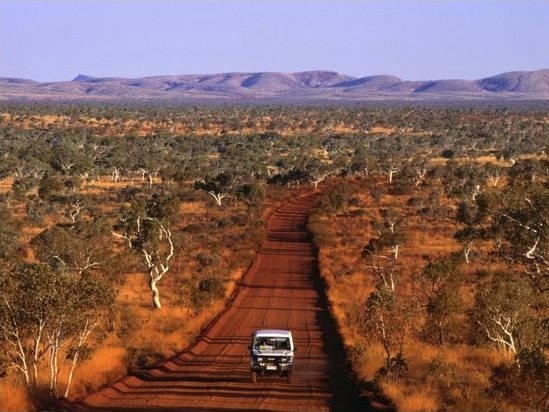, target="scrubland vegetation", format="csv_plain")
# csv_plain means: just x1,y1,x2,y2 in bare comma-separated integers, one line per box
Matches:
0,103,547,411
307,143,548,408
